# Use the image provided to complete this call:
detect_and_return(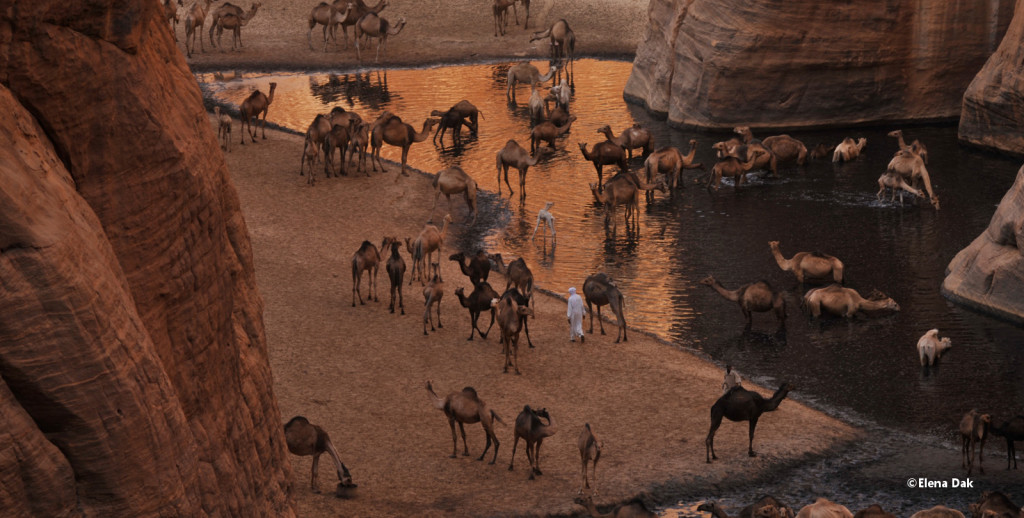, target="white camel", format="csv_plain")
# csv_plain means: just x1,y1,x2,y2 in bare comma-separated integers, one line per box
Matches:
530,201,555,243
916,329,952,366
